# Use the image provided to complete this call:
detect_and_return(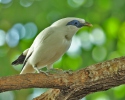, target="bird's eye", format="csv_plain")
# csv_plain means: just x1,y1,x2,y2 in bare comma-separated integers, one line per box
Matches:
67,20,80,27
74,22,78,25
